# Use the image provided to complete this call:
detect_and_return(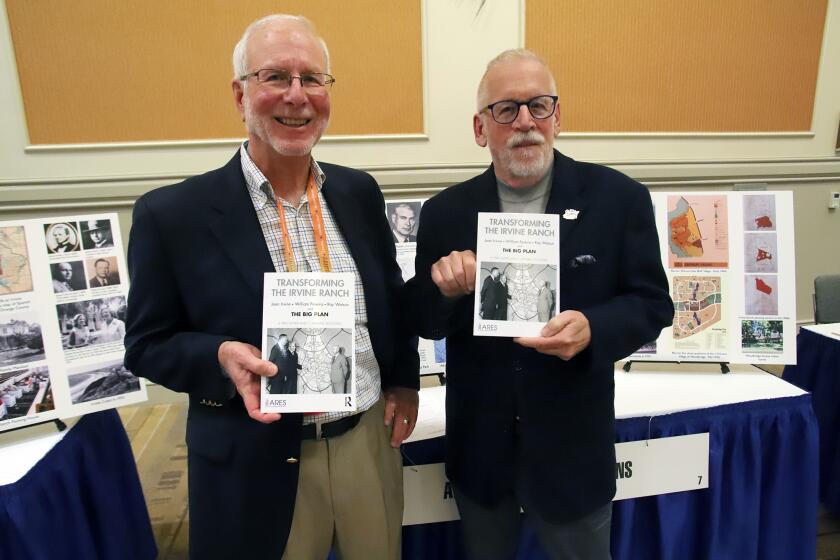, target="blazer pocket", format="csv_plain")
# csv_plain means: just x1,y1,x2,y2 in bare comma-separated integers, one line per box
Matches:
186,410,235,463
